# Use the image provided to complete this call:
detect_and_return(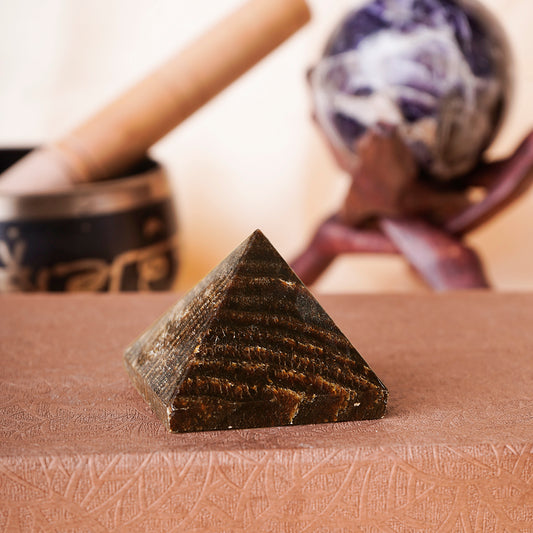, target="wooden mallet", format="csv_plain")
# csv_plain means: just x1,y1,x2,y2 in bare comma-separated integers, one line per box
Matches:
0,0,310,193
